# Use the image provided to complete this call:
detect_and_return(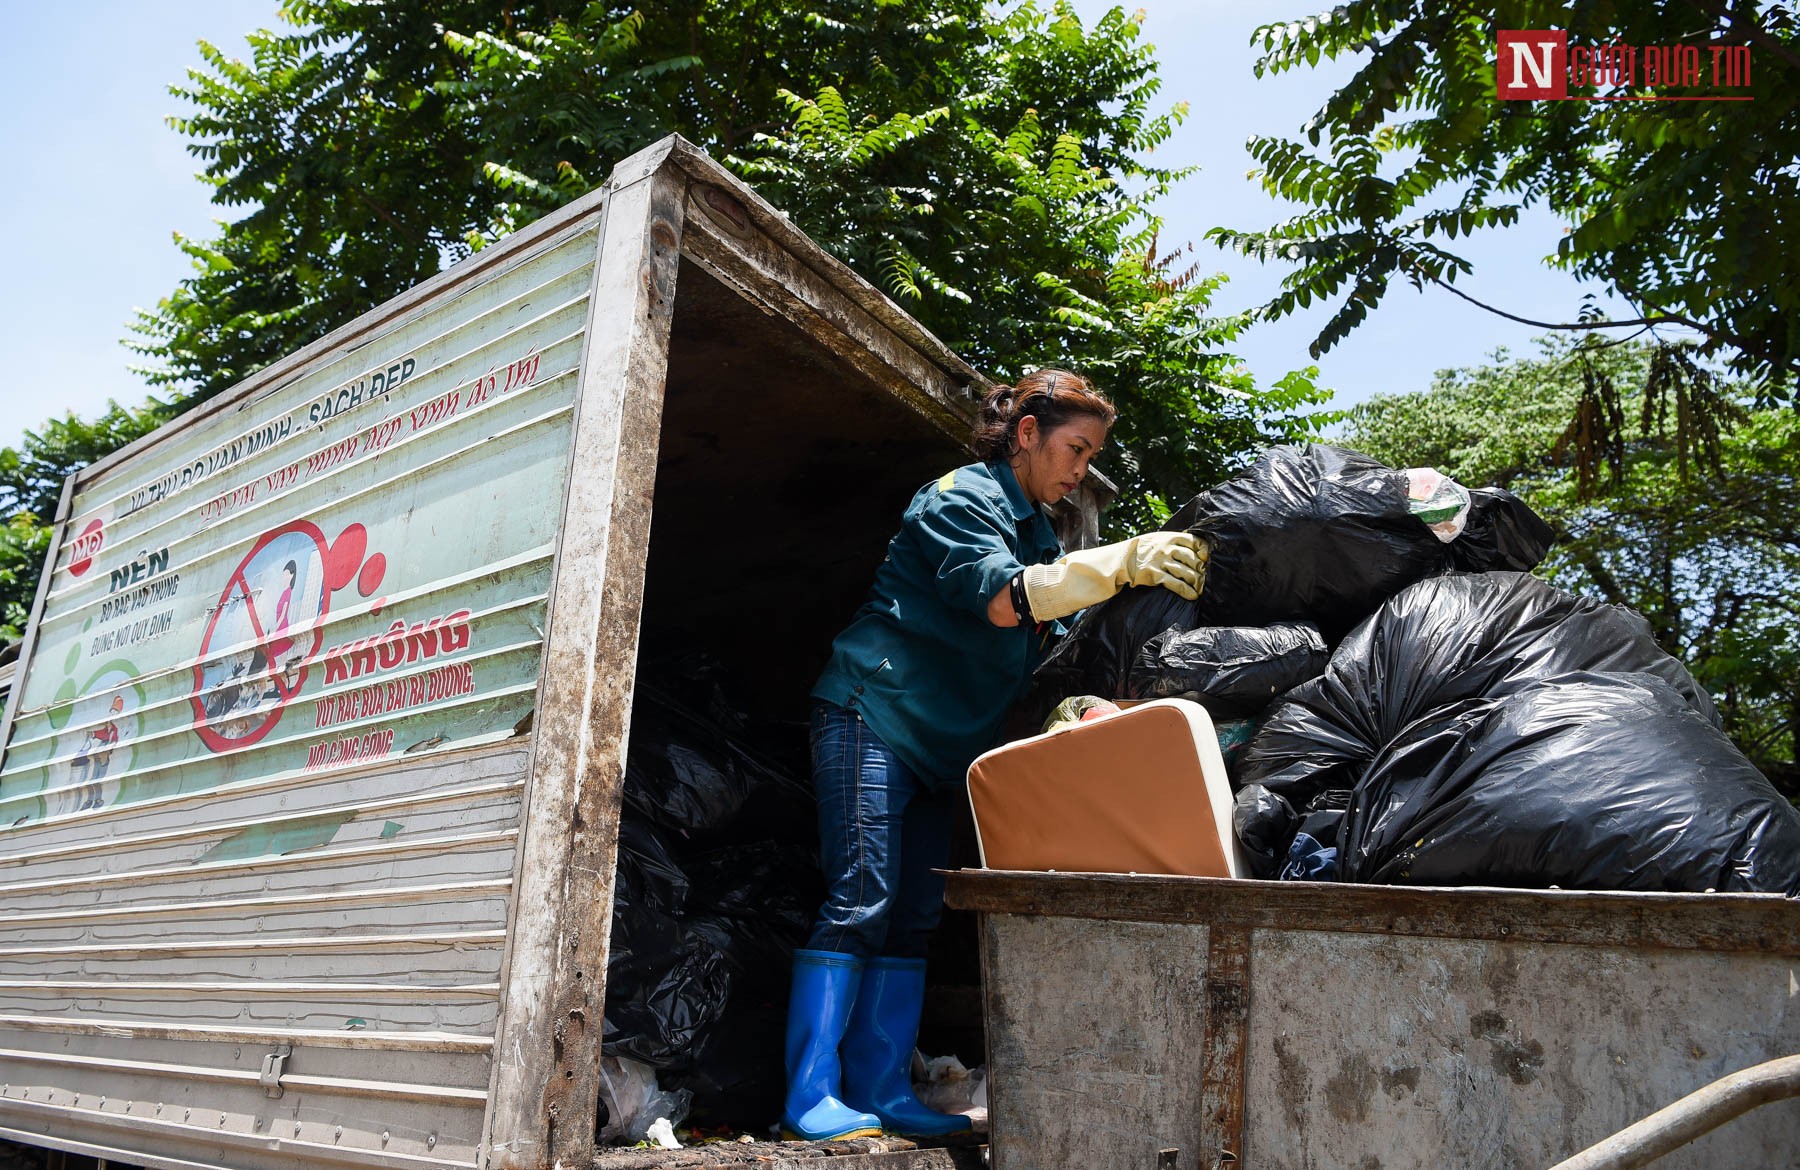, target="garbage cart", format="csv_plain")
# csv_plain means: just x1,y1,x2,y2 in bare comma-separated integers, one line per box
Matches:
945,869,1800,1170
0,136,1077,1170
